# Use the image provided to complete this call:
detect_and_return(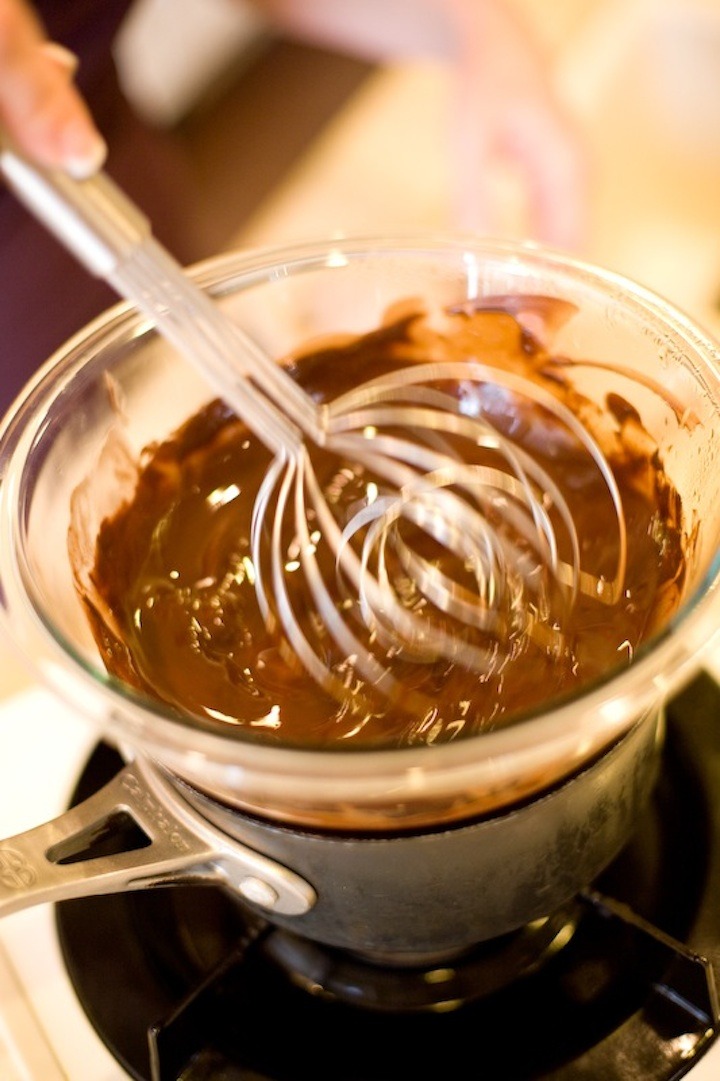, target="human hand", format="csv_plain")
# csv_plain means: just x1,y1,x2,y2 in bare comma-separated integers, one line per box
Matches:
252,0,588,250
448,0,588,251
0,0,106,176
